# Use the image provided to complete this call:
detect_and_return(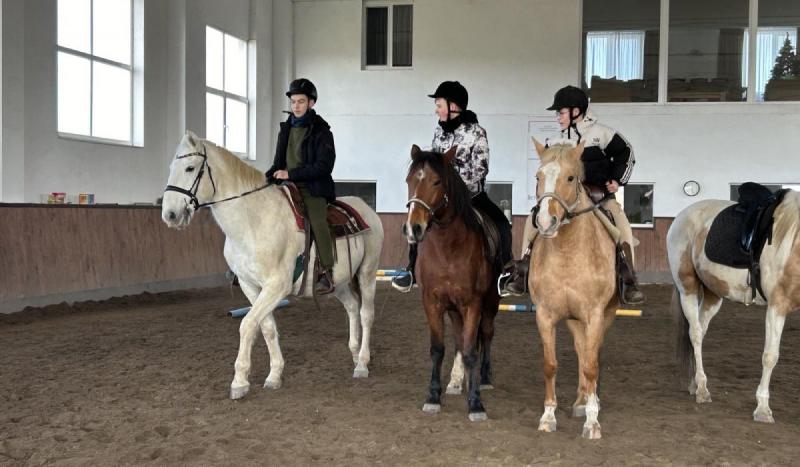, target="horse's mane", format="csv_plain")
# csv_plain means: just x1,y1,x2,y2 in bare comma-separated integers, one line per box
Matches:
540,142,585,181
408,150,481,233
202,139,267,189
772,190,800,250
